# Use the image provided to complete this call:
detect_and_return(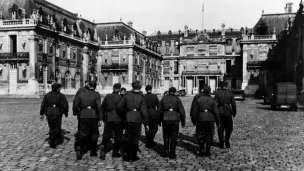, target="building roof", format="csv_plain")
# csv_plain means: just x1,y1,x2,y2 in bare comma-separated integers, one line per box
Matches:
149,29,242,42
253,13,296,35
95,22,145,41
